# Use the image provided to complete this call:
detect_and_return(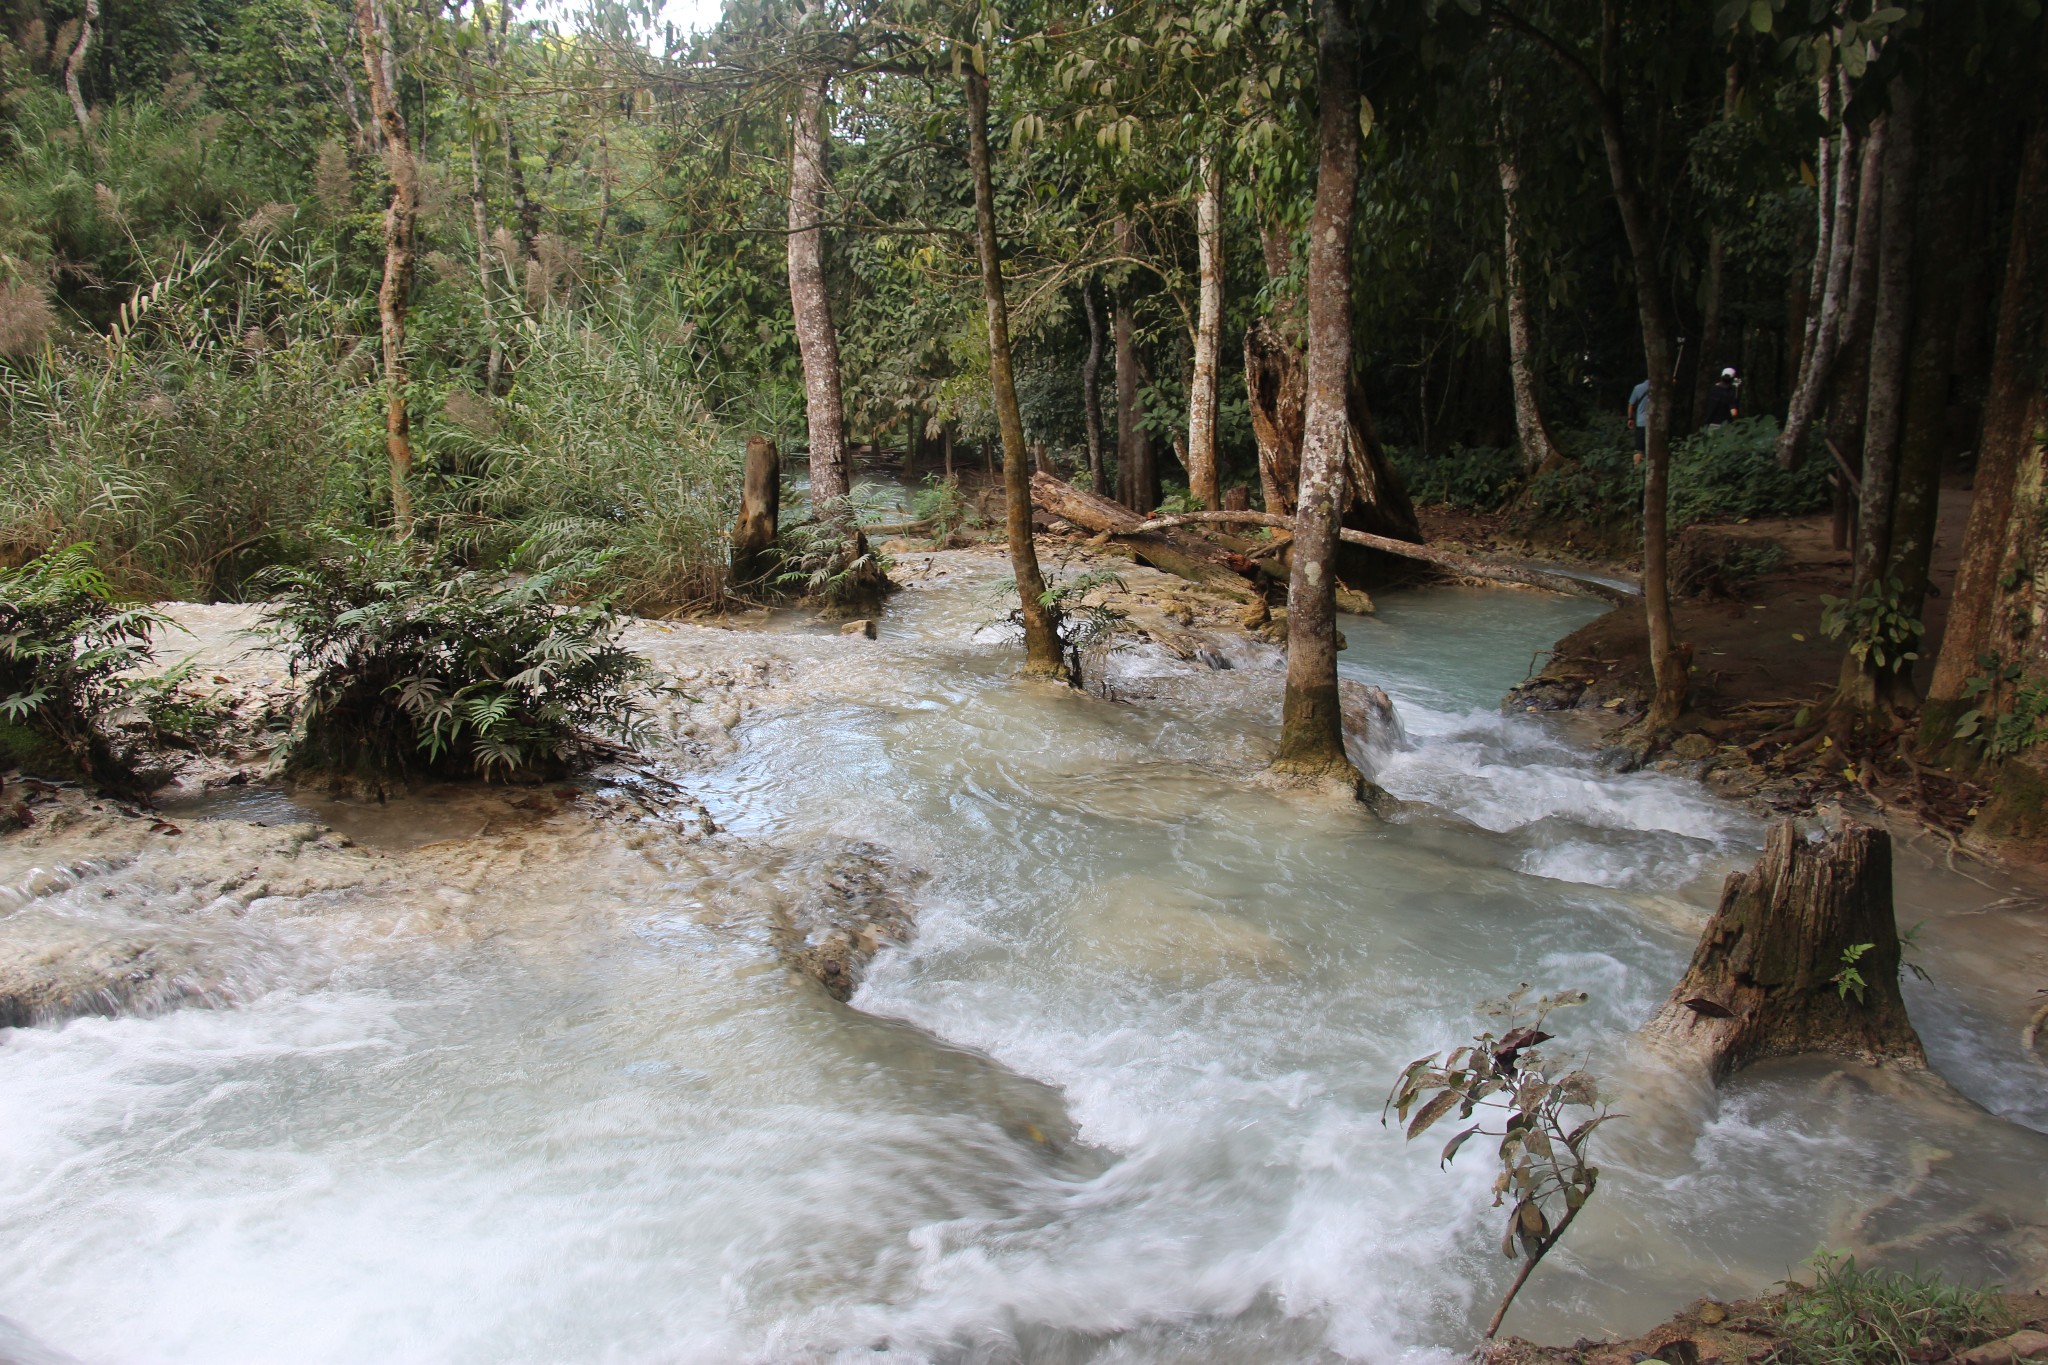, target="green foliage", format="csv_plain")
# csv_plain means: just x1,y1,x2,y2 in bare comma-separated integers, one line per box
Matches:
259,536,652,785
1954,654,2048,761
1668,418,1829,527
1386,986,1610,1337
771,496,891,610
1392,443,1522,512
1831,942,1876,1002
0,543,169,788
911,475,978,544
1821,576,1924,673
1773,1250,2013,1365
